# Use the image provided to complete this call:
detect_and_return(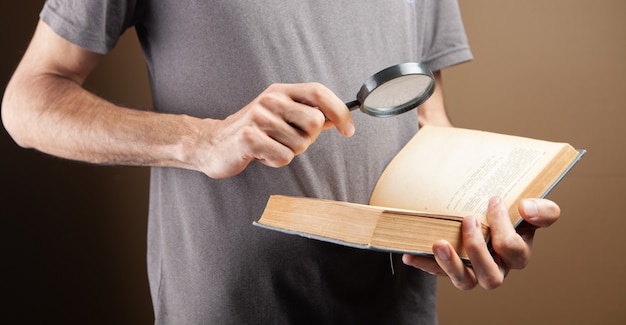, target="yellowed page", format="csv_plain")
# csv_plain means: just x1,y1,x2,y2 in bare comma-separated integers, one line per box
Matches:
257,195,383,246
369,126,569,223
